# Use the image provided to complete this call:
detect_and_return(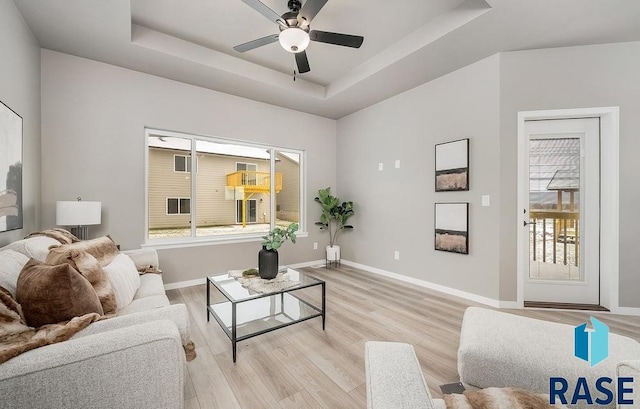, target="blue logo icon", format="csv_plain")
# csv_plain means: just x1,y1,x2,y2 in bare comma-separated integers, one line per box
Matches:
574,317,609,367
